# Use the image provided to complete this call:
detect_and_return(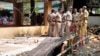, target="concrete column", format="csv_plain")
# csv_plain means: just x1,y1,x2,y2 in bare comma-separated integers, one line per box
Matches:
44,0,52,26
48,1,52,15
13,2,23,26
